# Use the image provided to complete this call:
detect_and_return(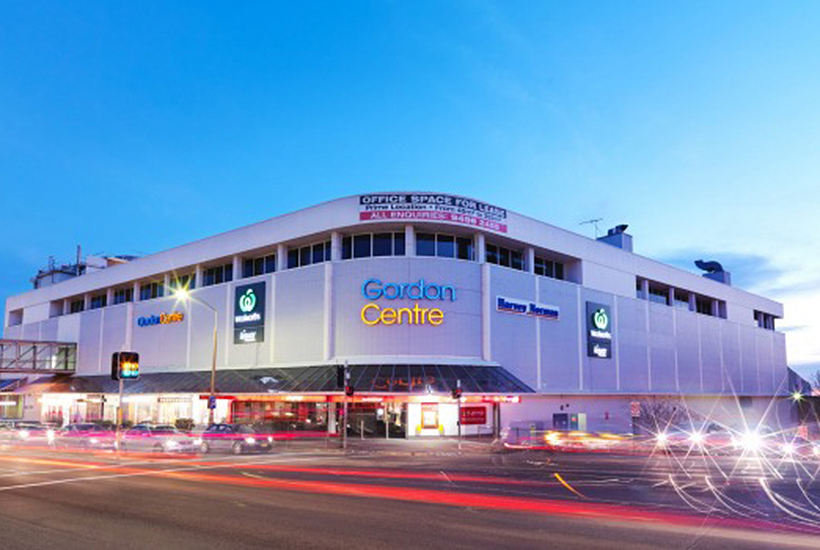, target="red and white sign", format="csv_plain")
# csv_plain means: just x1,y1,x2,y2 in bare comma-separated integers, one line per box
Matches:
630,401,641,418
460,406,487,425
359,194,508,233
